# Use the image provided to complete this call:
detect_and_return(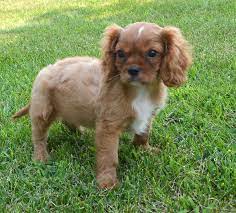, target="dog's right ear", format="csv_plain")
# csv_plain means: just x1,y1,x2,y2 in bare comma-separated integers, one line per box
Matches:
101,24,123,80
